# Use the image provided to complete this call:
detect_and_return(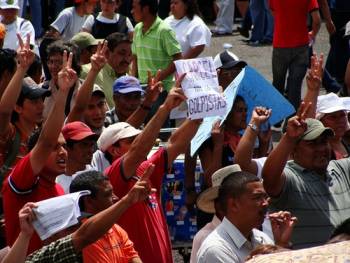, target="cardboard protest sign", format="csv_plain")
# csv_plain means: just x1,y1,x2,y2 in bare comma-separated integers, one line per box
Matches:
174,57,227,120
190,66,295,156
